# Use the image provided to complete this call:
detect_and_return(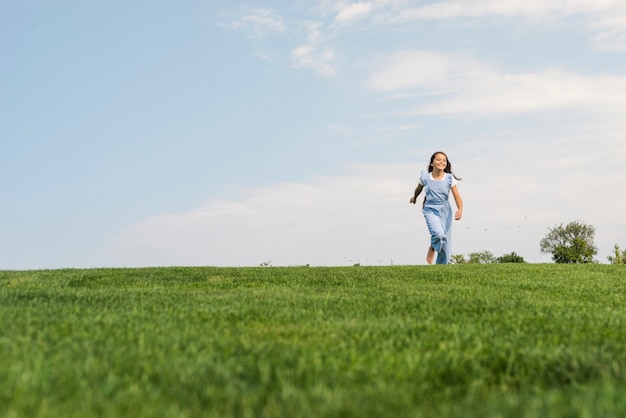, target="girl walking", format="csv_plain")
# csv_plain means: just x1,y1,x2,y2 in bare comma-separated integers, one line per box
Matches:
410,151,463,264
